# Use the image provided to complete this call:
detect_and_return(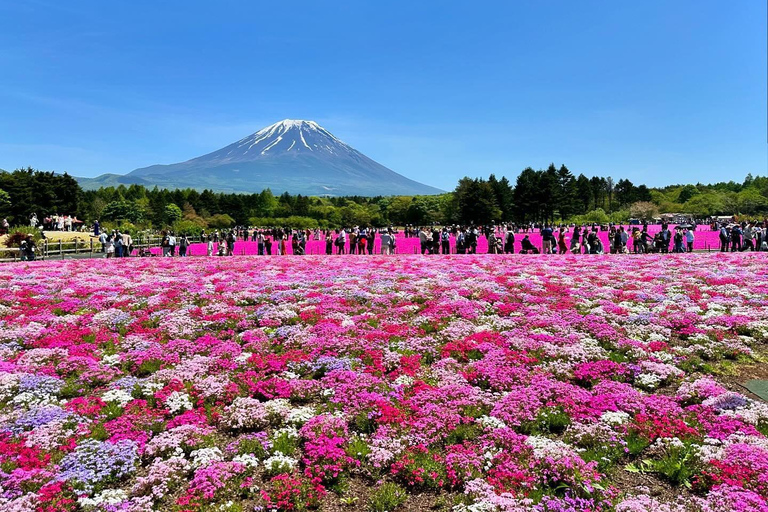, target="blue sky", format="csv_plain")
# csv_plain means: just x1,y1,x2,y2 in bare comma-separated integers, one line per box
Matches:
0,0,765,191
